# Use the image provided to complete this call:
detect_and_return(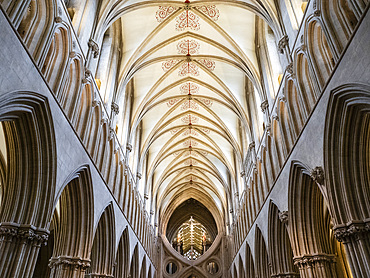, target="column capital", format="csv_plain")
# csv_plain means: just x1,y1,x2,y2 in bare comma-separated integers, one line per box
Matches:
0,222,49,246
334,221,370,242
49,256,91,271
